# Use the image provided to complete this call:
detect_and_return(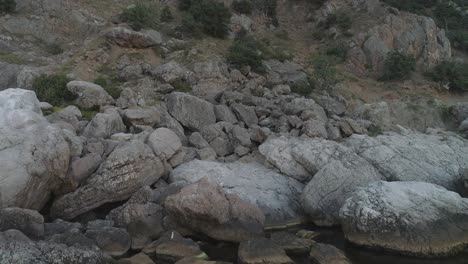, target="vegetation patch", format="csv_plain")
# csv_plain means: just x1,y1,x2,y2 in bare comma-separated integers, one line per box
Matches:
227,34,265,73
310,55,338,90
178,0,231,38
170,79,192,93
0,51,26,64
33,74,76,106
232,0,253,15
427,61,468,92
380,51,416,81
121,1,160,31
0,0,15,14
